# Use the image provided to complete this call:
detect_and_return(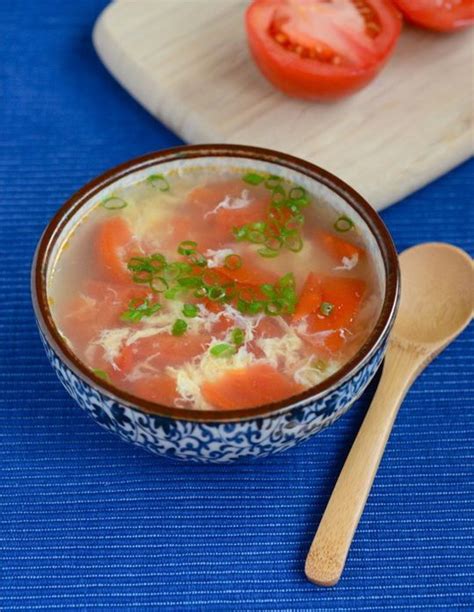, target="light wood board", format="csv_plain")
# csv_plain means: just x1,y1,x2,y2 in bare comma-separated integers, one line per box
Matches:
93,0,474,210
